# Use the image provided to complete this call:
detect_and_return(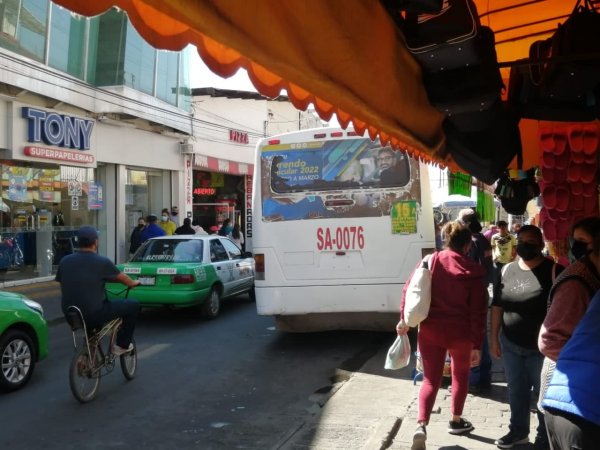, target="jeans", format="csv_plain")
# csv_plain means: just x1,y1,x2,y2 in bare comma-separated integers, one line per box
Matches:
87,300,140,348
501,333,546,438
470,333,492,386
545,407,600,450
